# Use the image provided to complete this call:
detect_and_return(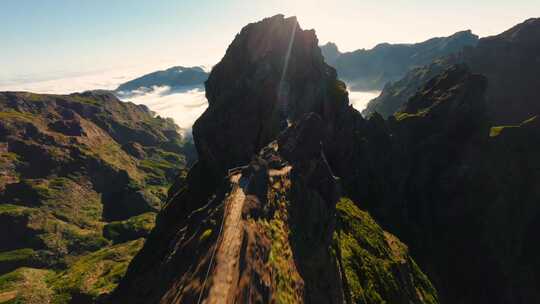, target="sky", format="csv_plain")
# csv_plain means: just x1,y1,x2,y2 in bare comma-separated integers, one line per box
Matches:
1,0,538,87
